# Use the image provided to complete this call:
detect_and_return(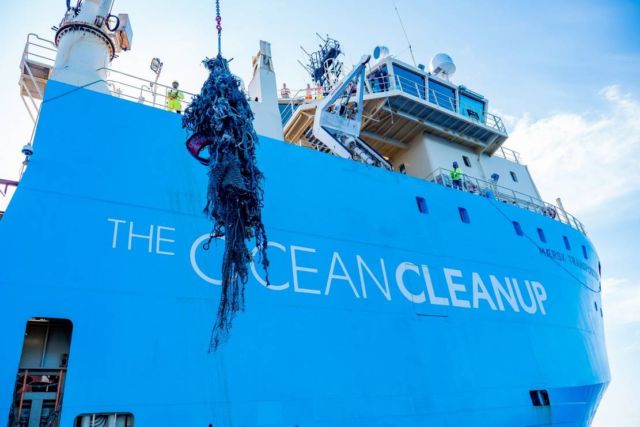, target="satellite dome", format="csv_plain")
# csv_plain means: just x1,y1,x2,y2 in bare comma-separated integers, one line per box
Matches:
429,53,456,80
373,46,390,60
